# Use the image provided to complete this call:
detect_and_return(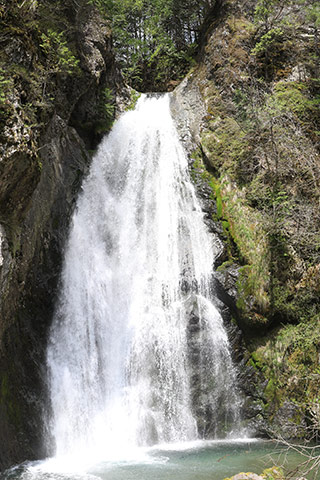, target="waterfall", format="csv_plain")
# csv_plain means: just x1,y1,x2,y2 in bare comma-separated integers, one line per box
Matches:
46,94,241,462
